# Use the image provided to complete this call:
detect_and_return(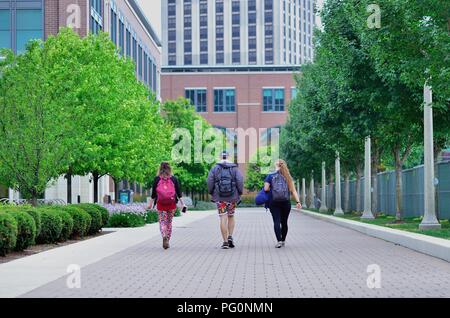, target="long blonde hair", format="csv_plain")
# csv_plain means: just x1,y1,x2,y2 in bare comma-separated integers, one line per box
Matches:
276,159,295,192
